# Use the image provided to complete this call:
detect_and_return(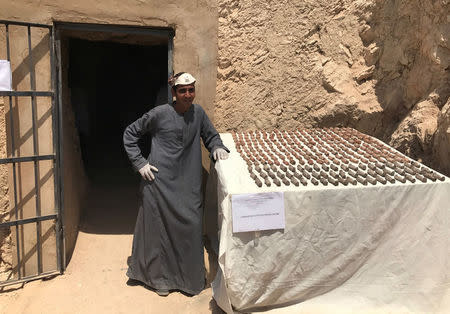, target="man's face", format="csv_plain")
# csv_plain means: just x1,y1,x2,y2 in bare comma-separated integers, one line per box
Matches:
173,84,195,108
